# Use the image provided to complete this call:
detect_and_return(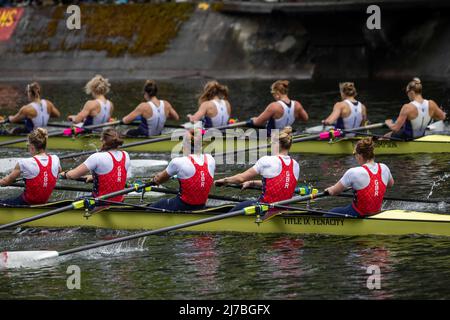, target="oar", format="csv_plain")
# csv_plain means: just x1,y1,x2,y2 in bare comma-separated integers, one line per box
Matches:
9,182,91,193
0,120,123,147
0,191,328,269
59,121,249,160
336,193,450,205
0,181,155,231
